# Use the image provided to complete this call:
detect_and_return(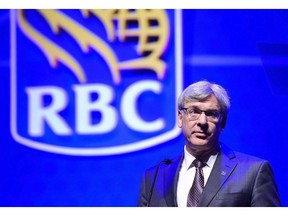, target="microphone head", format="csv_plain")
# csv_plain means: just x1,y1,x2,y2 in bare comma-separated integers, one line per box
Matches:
163,158,172,165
